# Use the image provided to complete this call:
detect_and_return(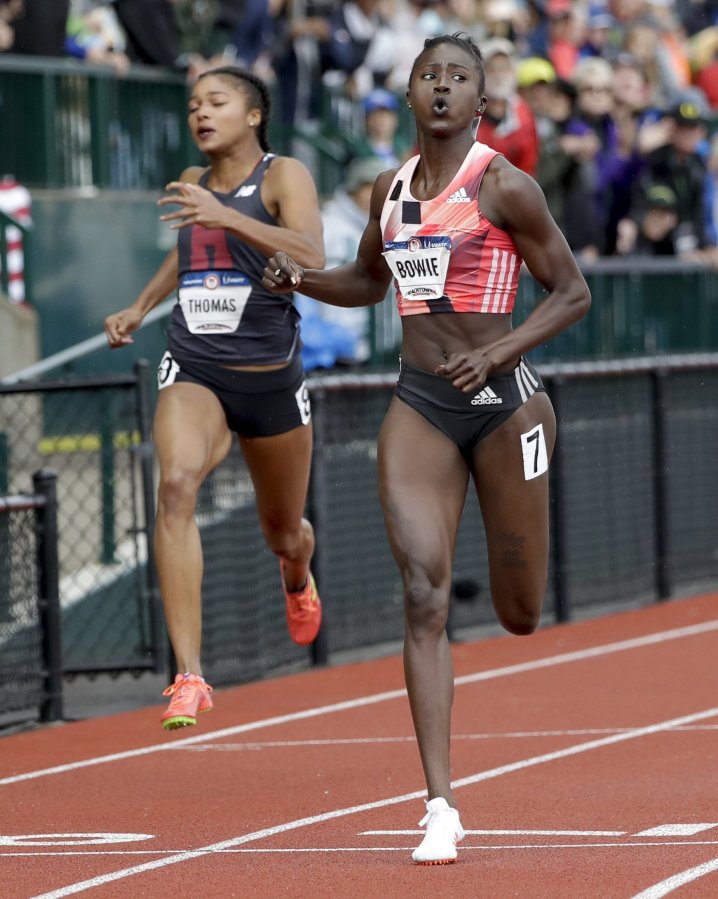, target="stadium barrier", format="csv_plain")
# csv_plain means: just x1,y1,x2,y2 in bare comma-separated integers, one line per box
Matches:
0,471,62,724
0,55,353,193
2,355,718,724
